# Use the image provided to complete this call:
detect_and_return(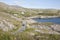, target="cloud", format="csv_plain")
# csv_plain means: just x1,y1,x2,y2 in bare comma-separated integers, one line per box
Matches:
12,0,25,5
